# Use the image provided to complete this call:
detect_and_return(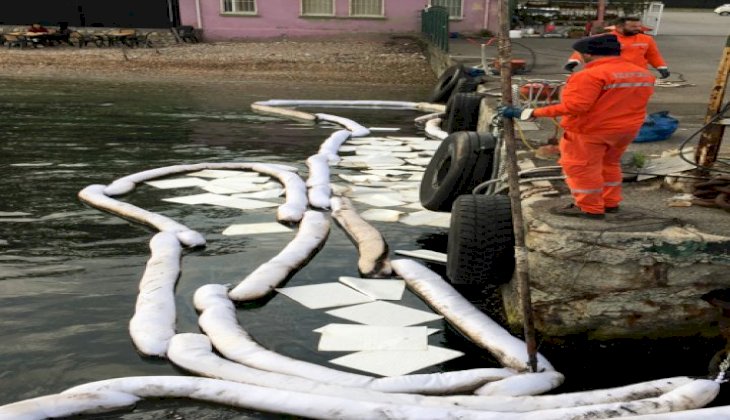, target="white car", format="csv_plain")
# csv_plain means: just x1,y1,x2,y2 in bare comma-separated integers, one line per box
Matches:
715,4,730,16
